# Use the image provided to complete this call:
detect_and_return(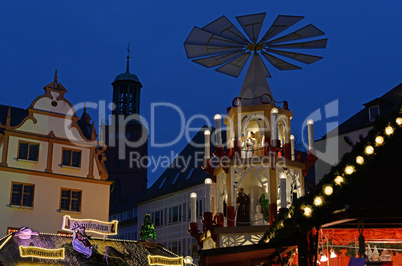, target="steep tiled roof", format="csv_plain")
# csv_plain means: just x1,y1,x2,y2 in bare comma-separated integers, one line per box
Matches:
0,232,179,265
0,104,28,130
321,83,402,139
138,126,223,204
